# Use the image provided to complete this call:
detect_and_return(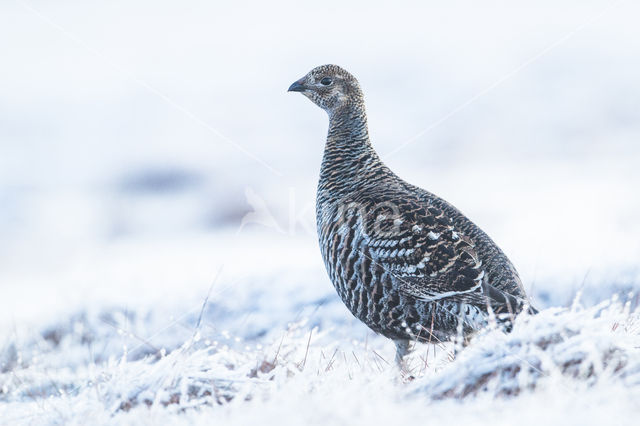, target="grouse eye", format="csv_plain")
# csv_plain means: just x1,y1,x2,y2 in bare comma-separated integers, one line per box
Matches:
320,77,333,86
